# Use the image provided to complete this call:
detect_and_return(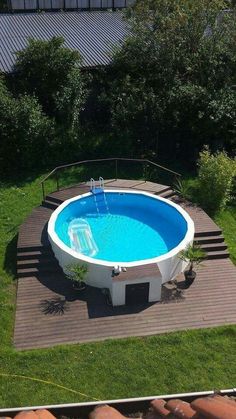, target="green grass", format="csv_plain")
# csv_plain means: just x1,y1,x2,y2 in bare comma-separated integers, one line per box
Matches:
215,206,236,265
0,329,236,408
0,172,236,408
